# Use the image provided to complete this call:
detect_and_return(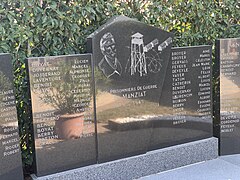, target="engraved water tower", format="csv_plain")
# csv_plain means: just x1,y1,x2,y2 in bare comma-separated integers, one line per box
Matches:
130,32,147,77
